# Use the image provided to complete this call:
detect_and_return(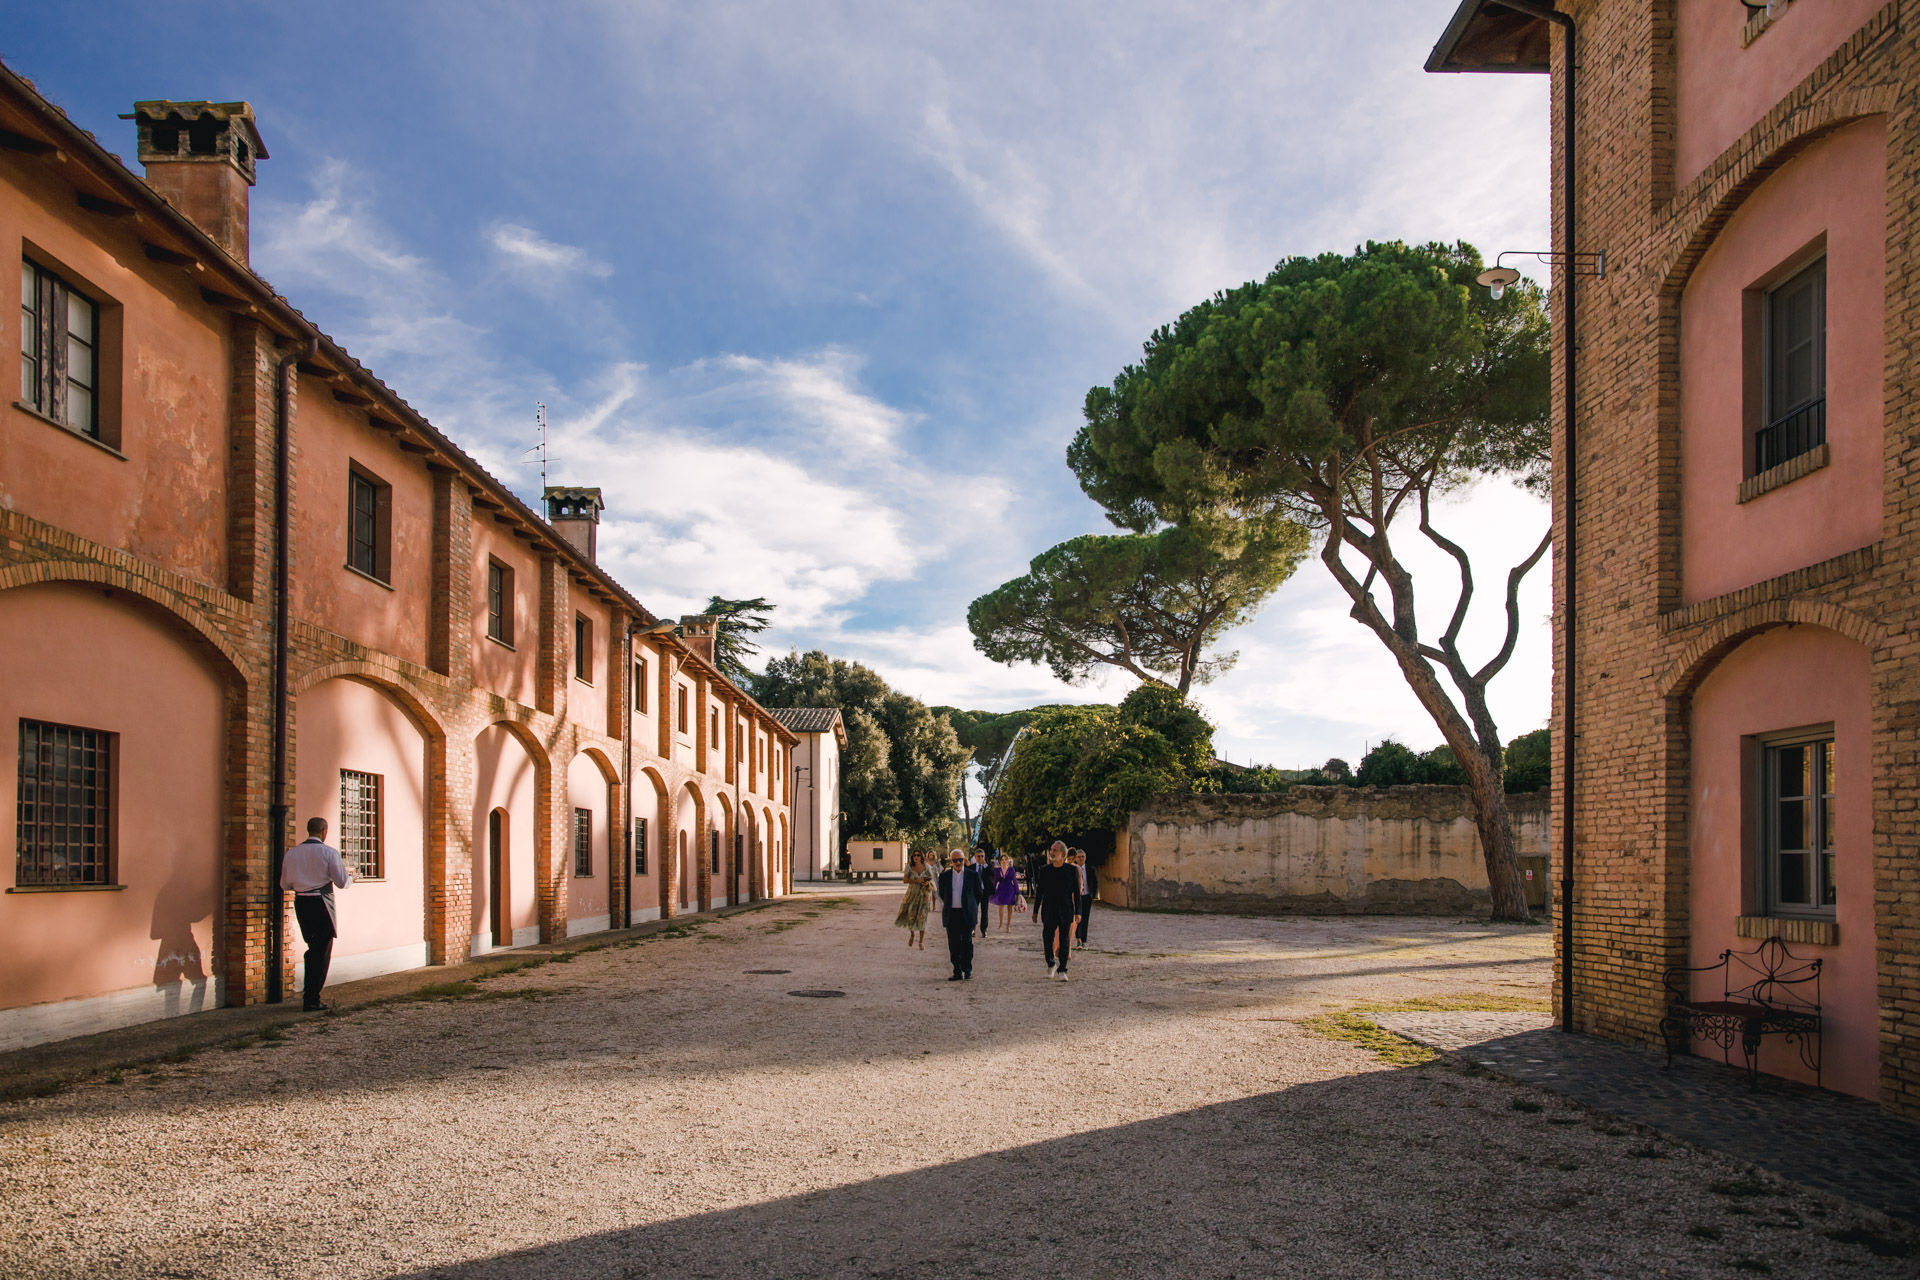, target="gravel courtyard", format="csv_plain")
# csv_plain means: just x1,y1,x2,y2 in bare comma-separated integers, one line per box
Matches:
2,885,1911,1279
